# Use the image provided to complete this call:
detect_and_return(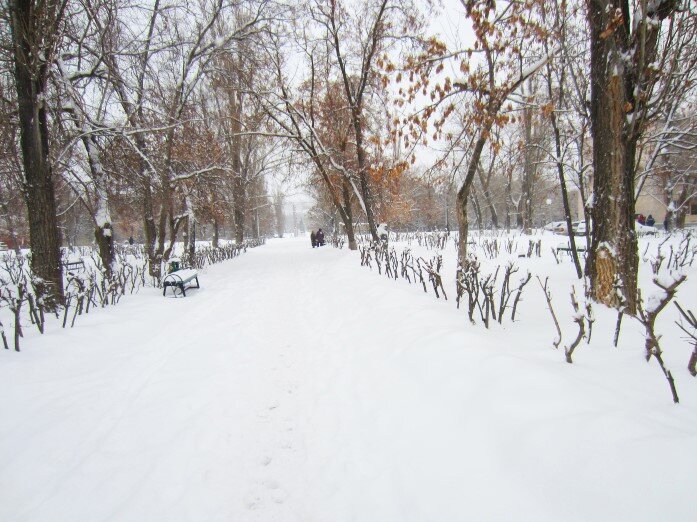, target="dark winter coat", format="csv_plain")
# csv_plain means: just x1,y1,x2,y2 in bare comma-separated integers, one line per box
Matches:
316,230,325,246
310,231,317,247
